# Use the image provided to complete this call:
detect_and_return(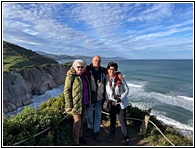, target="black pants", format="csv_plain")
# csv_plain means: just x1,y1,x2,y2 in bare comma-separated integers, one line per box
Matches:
109,104,130,140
